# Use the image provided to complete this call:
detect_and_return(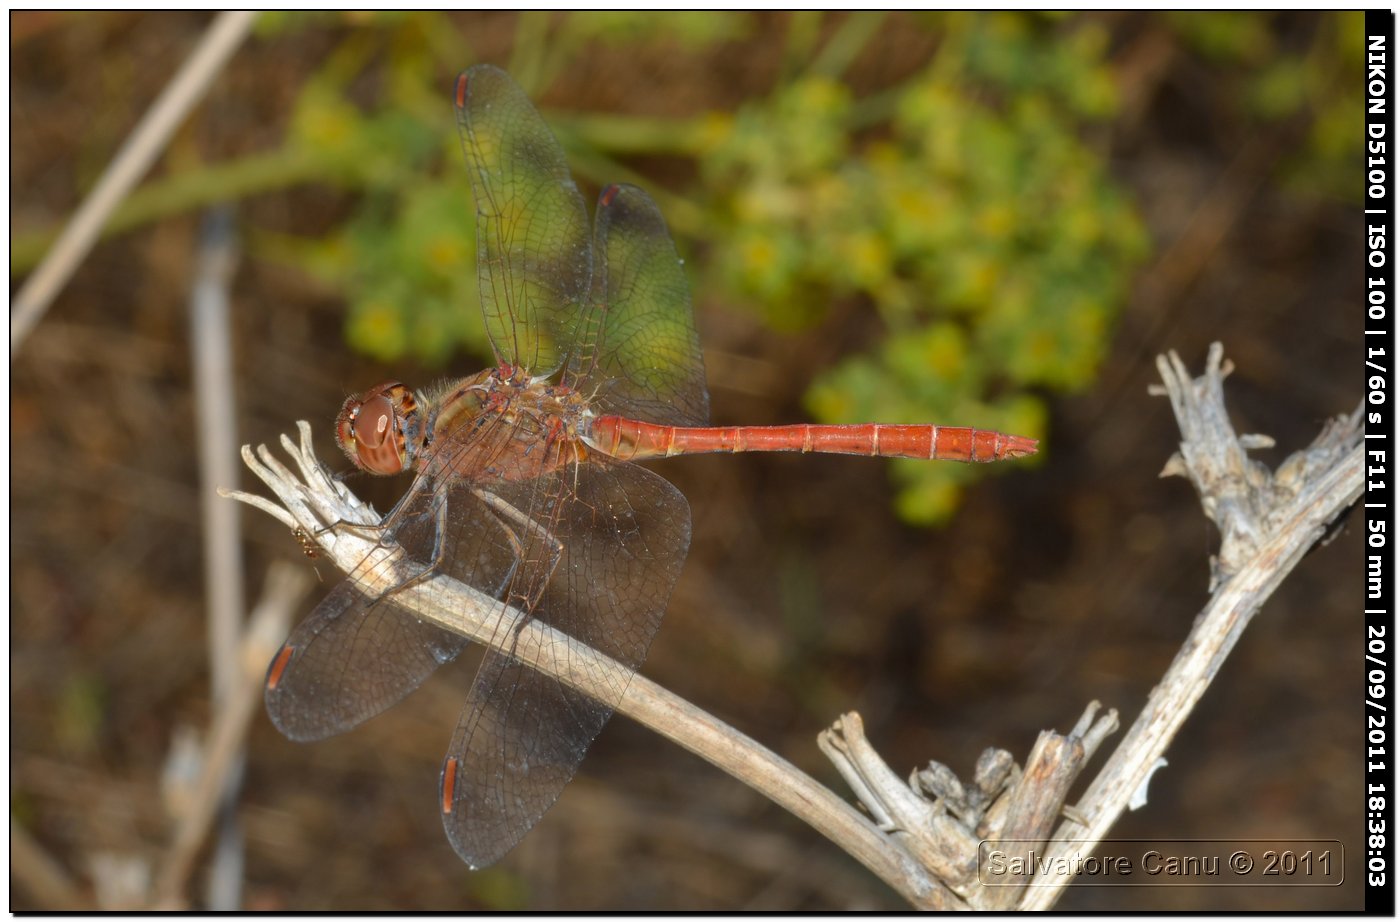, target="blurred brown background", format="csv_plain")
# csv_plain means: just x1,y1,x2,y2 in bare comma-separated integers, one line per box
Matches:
11,11,1362,910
